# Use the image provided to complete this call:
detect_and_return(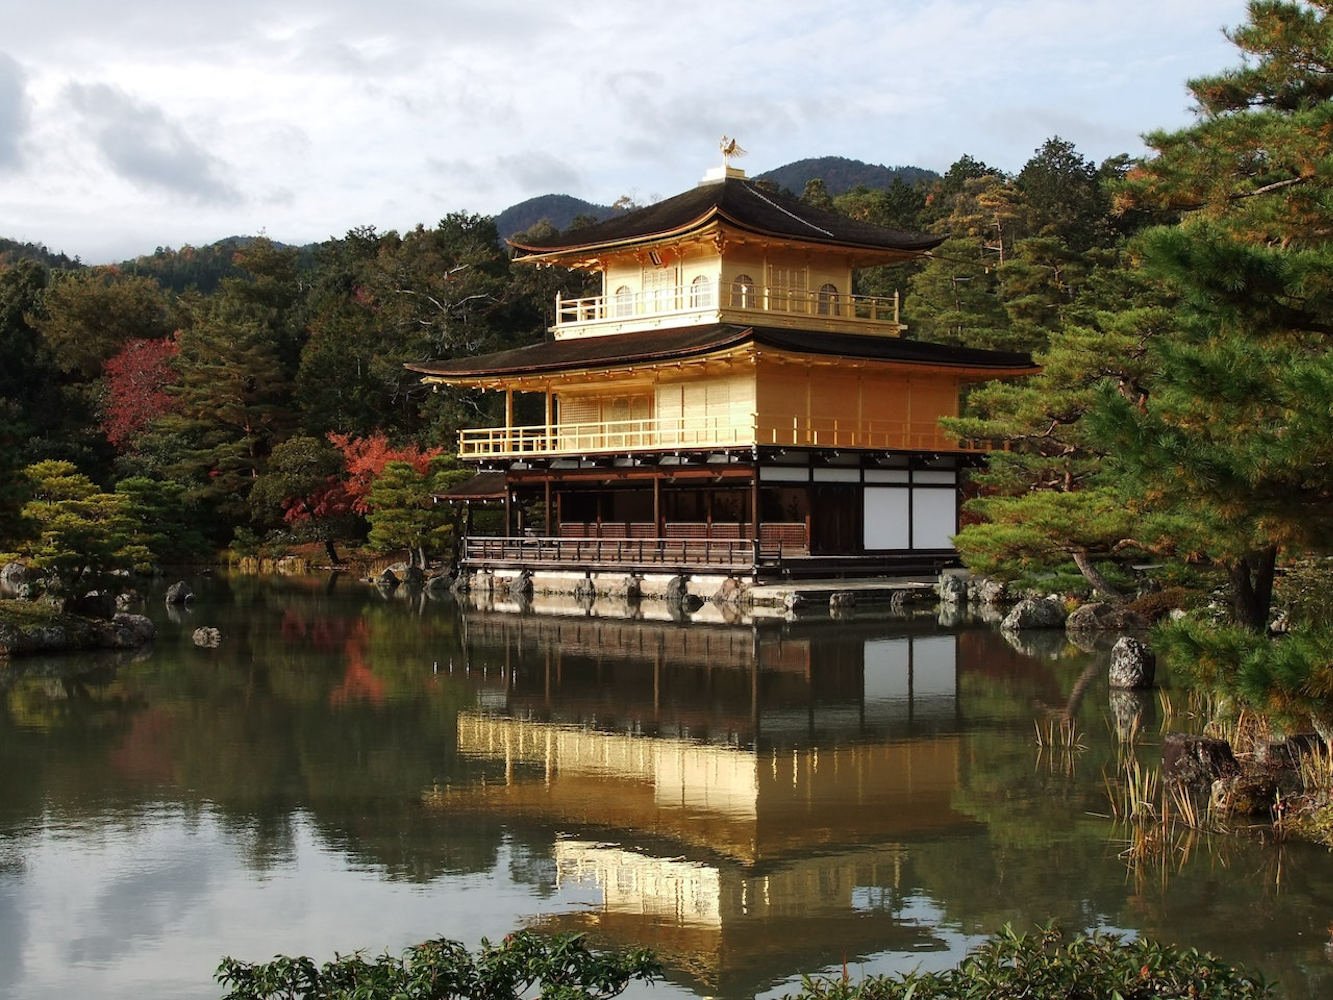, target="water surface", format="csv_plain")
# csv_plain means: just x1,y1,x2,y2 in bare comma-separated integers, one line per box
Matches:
2,575,1331,999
